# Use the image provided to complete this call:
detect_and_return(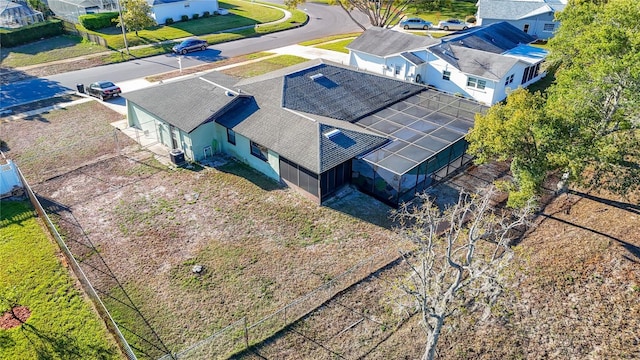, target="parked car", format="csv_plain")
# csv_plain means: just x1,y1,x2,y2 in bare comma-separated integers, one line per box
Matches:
399,17,433,30
437,19,470,31
172,38,208,54
86,81,121,101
